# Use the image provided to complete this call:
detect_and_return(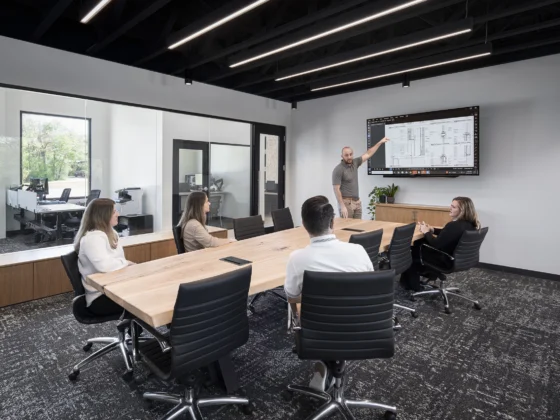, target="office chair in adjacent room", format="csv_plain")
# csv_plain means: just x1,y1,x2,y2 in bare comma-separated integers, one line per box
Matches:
208,194,223,227
59,188,72,203
285,270,397,420
379,223,419,321
271,207,294,232
61,251,133,381
85,189,101,206
65,190,102,228
138,267,254,420
172,225,186,254
411,227,488,314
